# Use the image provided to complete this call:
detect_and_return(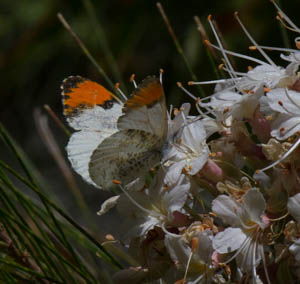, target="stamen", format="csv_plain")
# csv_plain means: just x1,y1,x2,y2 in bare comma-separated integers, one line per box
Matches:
271,0,300,32
177,82,197,100
190,274,205,284
258,137,300,173
205,40,268,66
184,250,193,282
194,15,217,58
159,68,164,84
252,44,299,53
221,235,252,265
115,182,162,218
115,83,127,100
188,78,232,86
276,15,298,33
234,12,276,67
167,104,173,121
130,74,137,88
207,16,237,81
177,82,214,114
260,243,271,284
191,237,199,252
276,97,296,116
284,88,300,109
252,234,258,280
